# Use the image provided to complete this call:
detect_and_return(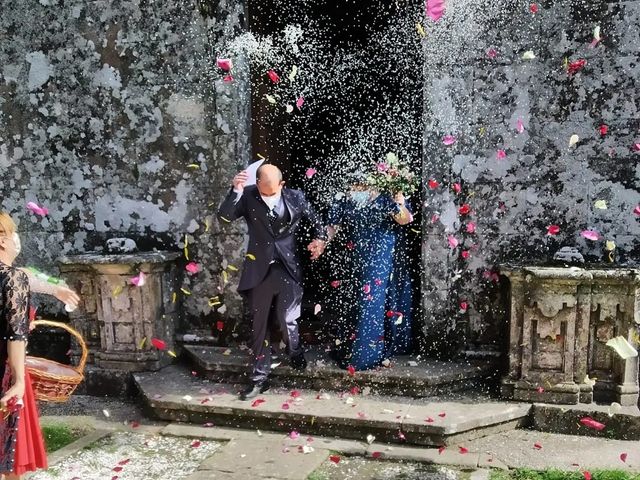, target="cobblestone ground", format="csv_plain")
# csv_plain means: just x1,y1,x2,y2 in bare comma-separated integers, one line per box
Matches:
30,431,221,480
